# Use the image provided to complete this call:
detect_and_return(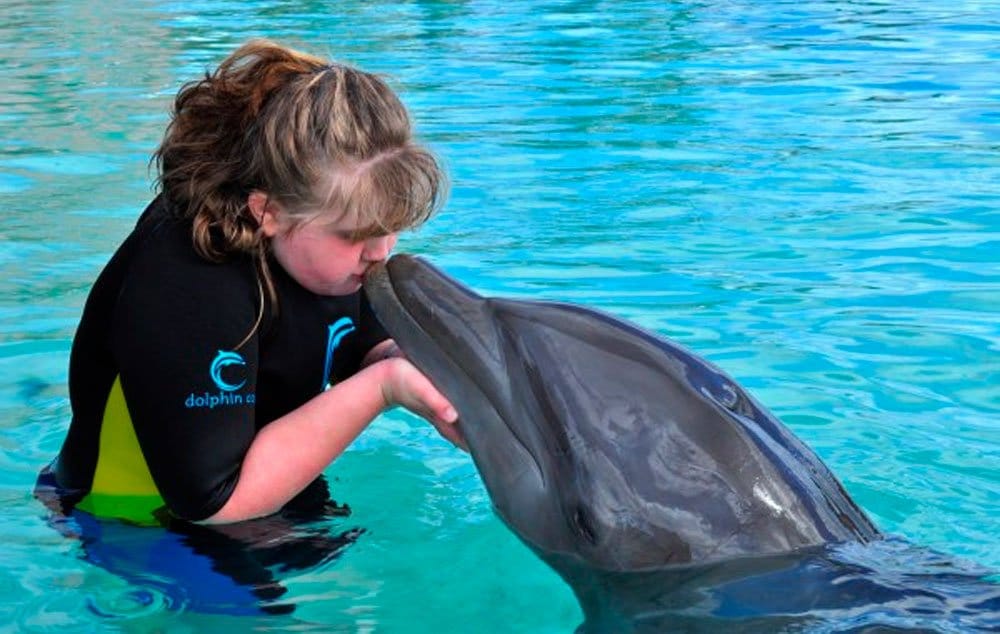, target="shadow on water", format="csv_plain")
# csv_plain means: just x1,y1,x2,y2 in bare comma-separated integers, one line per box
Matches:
554,538,1000,633
34,473,362,617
